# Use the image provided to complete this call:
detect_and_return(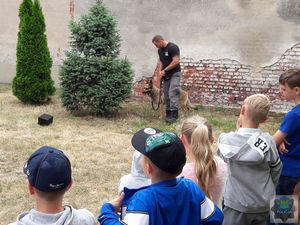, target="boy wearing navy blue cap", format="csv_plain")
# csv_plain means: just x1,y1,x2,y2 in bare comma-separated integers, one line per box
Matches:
9,146,97,225
99,129,224,225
